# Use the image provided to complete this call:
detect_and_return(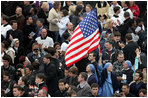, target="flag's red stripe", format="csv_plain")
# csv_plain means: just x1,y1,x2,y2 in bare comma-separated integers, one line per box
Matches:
66,31,99,55
65,37,99,62
66,40,99,67
72,26,80,35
